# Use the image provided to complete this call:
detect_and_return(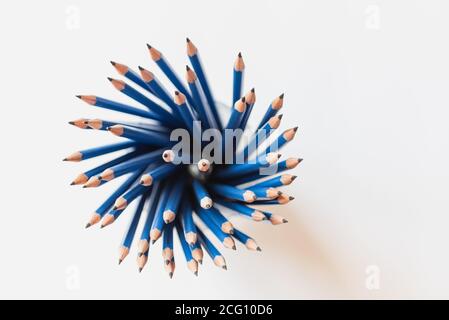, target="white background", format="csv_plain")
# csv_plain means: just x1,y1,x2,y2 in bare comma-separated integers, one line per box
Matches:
0,0,448,299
